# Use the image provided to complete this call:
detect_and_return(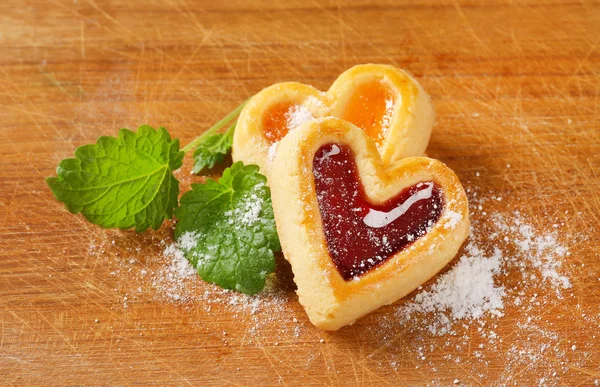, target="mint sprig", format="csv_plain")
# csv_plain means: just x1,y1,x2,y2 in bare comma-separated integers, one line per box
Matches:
46,125,184,232
174,162,280,294
47,100,249,231
46,98,282,294
192,123,235,174
181,98,248,166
